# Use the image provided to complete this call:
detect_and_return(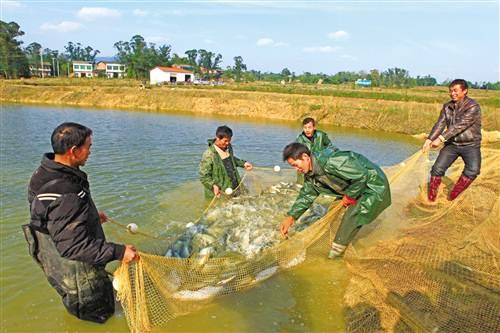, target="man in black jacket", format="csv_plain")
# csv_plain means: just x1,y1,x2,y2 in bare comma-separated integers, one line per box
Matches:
422,79,481,201
24,122,137,323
